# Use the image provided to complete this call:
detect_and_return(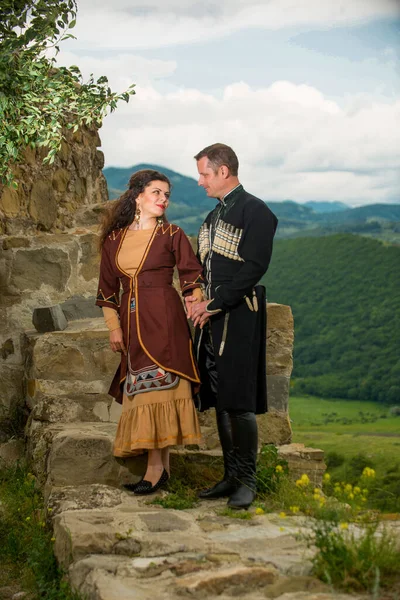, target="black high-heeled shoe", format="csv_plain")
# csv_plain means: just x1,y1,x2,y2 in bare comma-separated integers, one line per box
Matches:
133,469,169,495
